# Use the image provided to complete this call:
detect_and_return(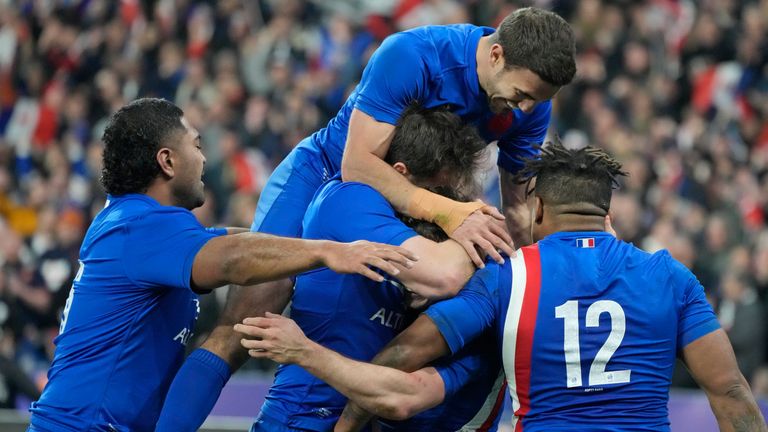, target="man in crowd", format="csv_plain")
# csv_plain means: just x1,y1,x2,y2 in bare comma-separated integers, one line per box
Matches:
159,9,576,430
238,144,766,431
26,98,414,432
